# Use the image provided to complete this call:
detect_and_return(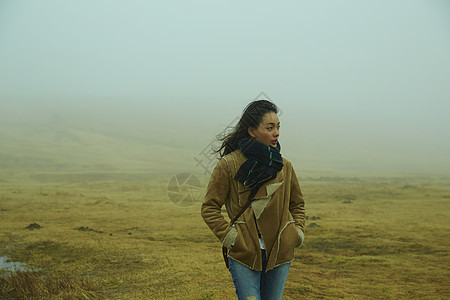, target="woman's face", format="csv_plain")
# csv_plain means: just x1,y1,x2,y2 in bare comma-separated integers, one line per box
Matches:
248,111,280,147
